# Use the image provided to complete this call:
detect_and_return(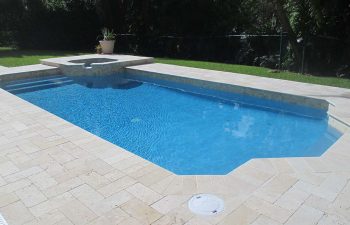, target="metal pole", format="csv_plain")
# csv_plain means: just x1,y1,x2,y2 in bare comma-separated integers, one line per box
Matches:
301,44,305,74
279,28,283,70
